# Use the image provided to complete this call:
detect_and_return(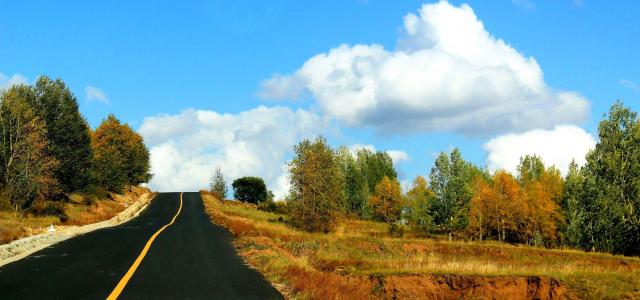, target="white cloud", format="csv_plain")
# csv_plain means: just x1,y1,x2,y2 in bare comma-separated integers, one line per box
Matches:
0,73,28,90
484,125,596,175
138,105,325,199
85,85,110,104
387,150,411,164
259,1,589,136
258,74,306,100
348,144,410,164
620,78,639,94
512,0,536,10
572,0,584,7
